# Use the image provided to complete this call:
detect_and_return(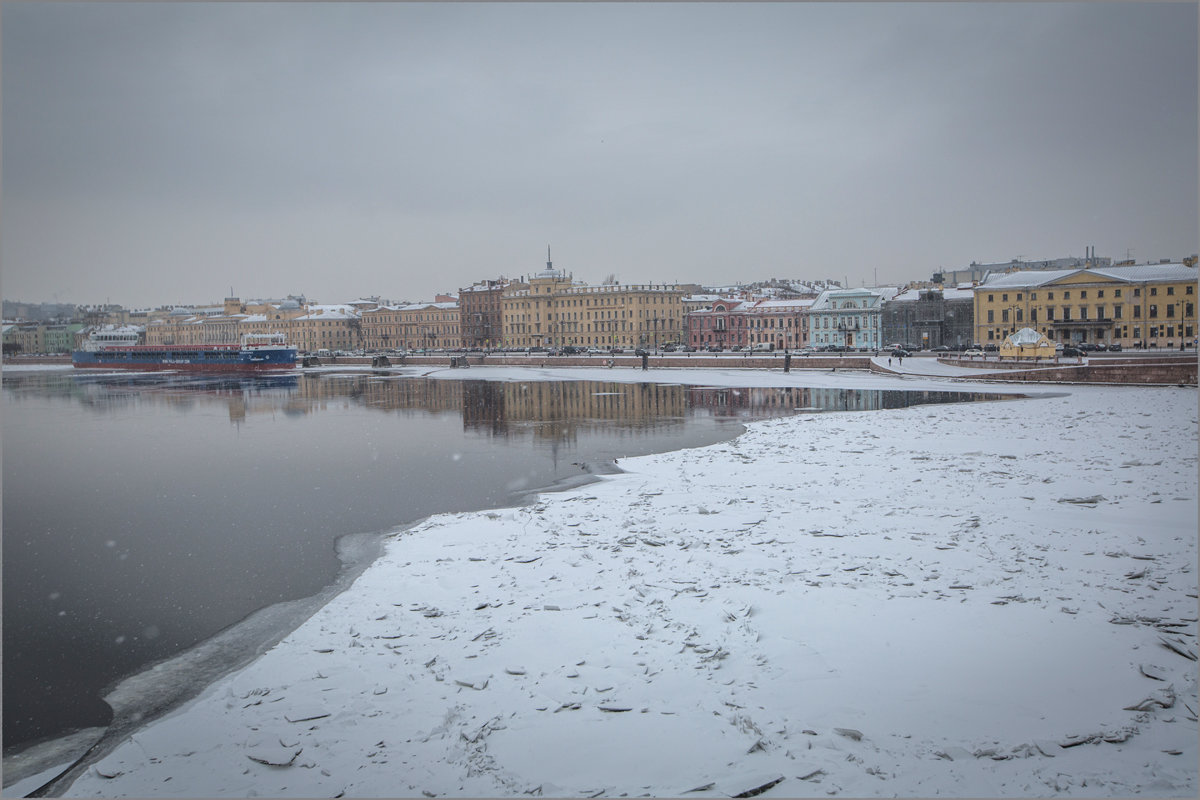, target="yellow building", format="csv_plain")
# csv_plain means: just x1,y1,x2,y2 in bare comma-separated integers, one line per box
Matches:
974,263,1197,349
501,255,685,349
289,305,363,353
391,301,462,351
144,298,368,353
146,298,308,346
360,305,405,351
